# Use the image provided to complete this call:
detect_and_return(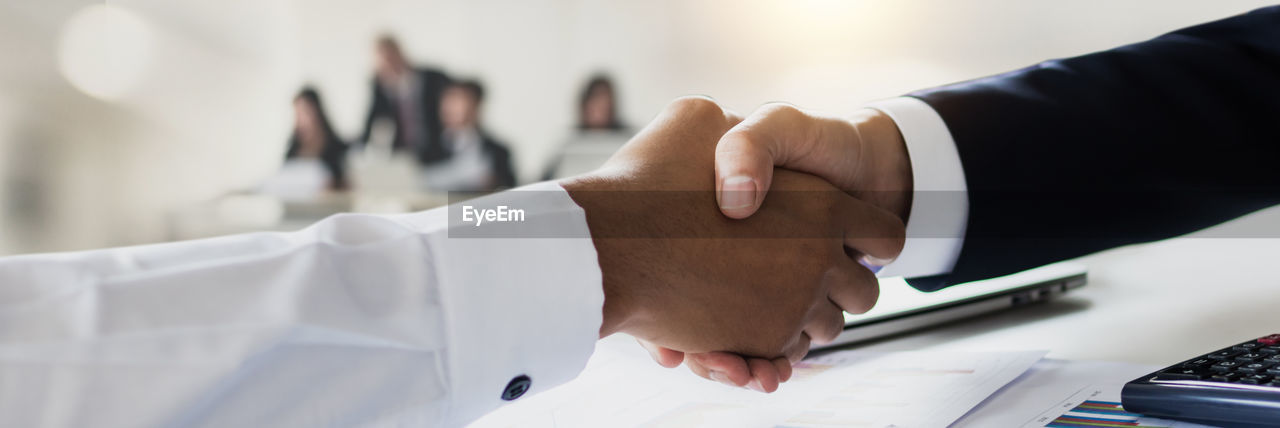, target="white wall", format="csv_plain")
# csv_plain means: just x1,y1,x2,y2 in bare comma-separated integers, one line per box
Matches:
0,0,1272,253
0,0,298,252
